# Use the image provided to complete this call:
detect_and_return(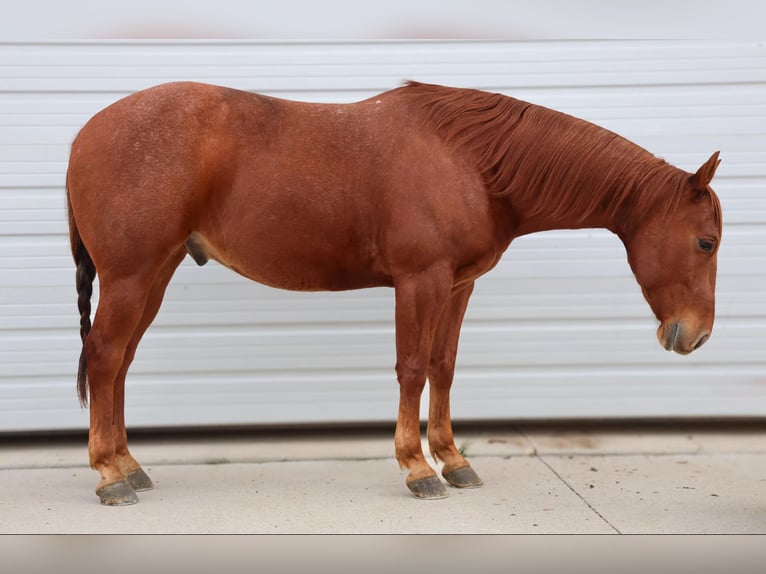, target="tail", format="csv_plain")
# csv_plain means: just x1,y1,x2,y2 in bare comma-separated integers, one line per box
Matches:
67,184,96,408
